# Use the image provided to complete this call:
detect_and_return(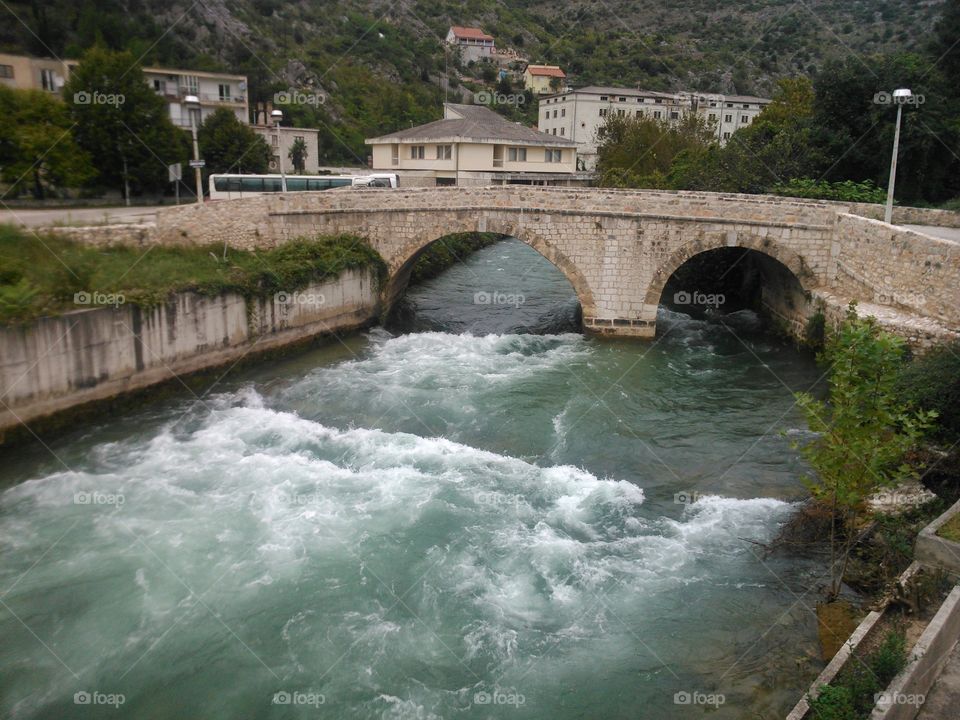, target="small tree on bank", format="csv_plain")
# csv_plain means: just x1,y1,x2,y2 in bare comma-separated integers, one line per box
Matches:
793,305,936,600
288,136,308,174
